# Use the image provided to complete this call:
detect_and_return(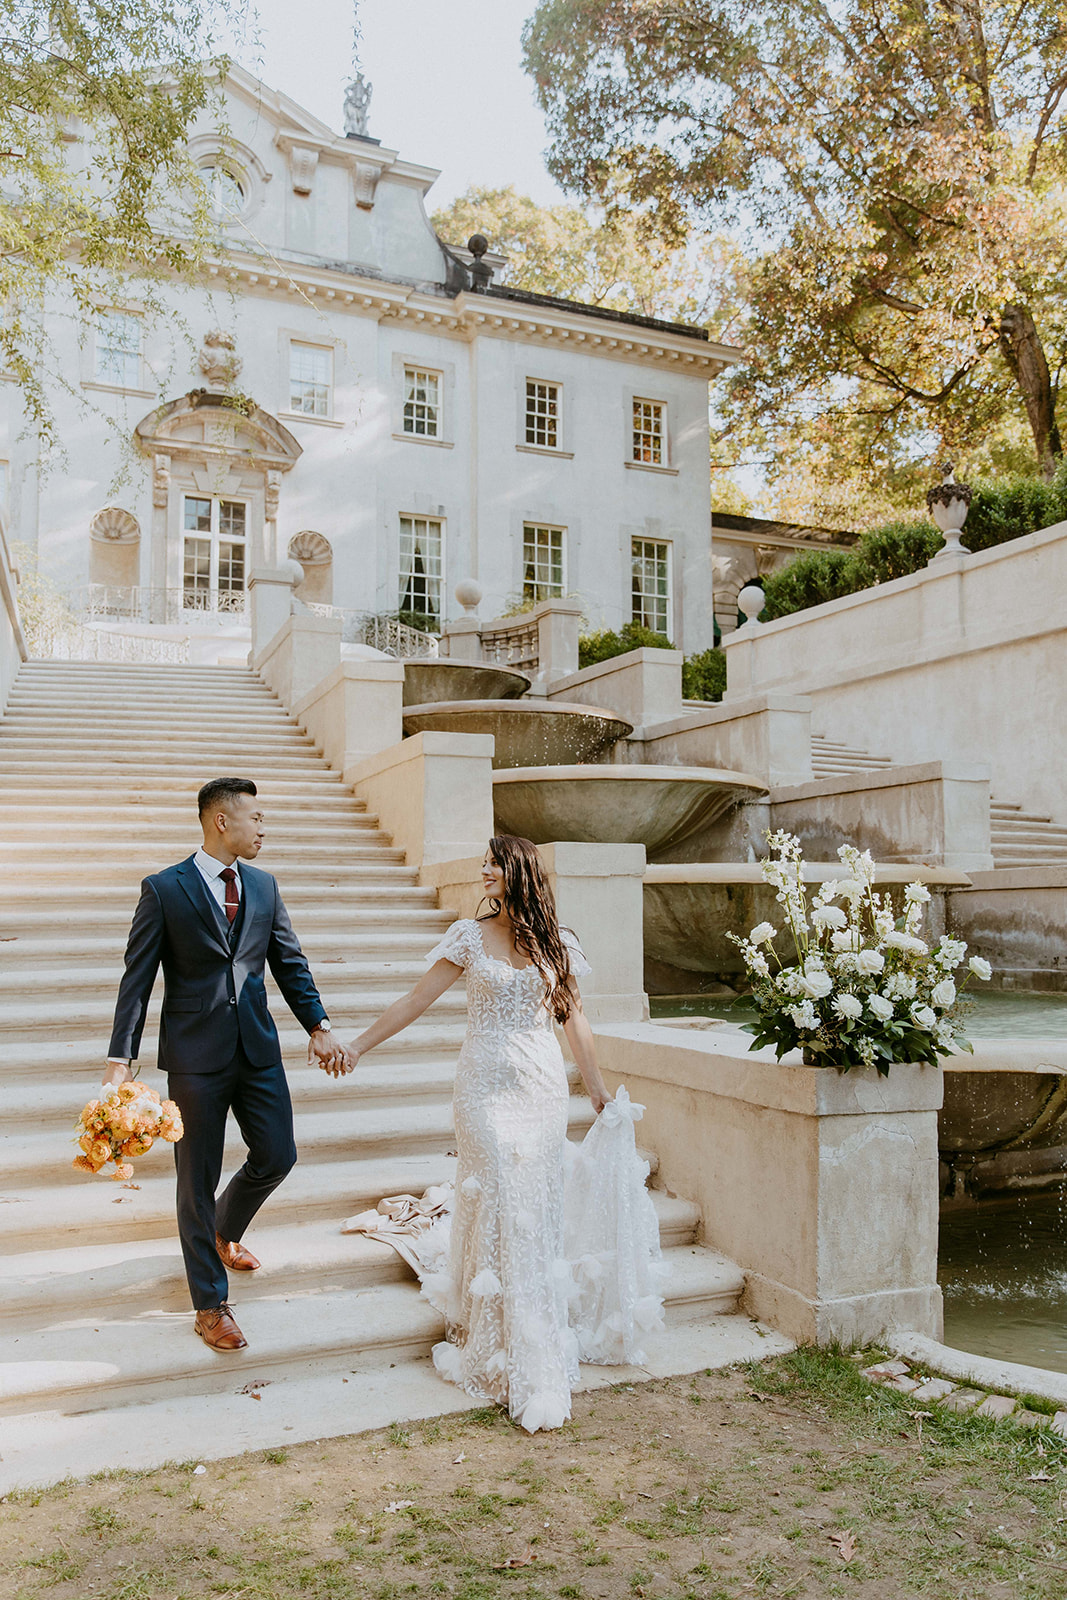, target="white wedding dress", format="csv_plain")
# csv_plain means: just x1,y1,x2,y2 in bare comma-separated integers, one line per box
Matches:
353,918,665,1434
